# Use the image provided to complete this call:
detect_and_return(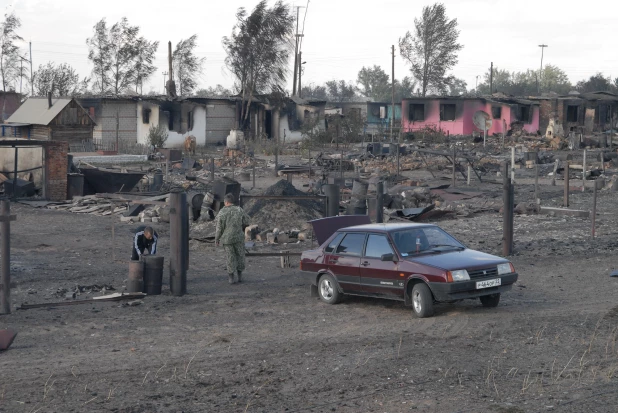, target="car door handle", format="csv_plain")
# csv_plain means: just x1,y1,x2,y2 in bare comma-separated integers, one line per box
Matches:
329,259,338,264
361,261,370,267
